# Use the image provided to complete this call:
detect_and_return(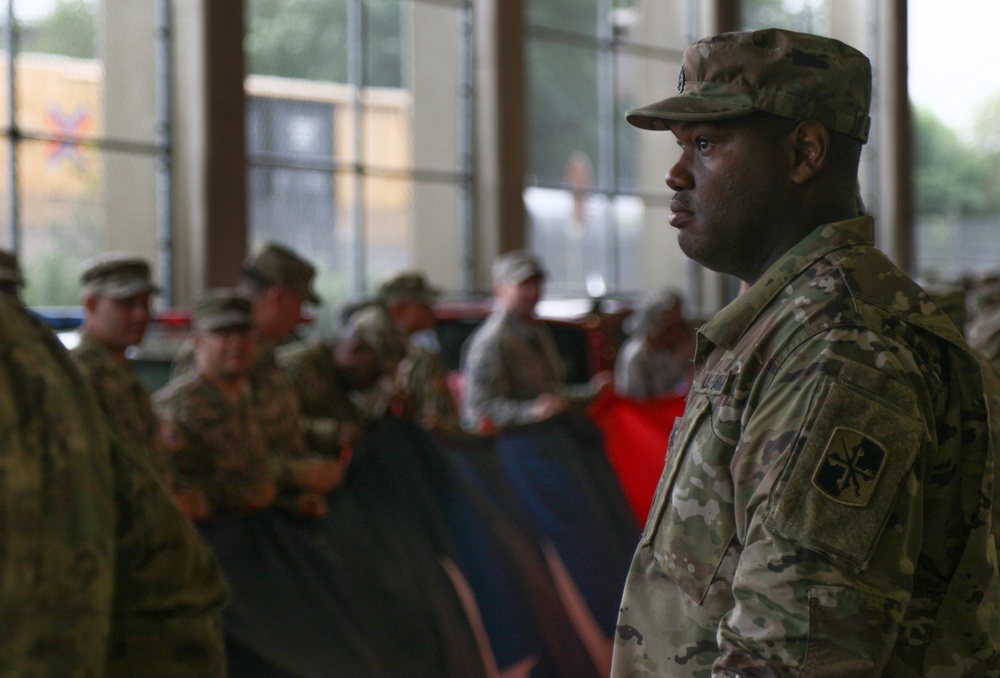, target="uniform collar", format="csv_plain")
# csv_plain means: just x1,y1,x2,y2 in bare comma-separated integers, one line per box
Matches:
699,216,874,352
